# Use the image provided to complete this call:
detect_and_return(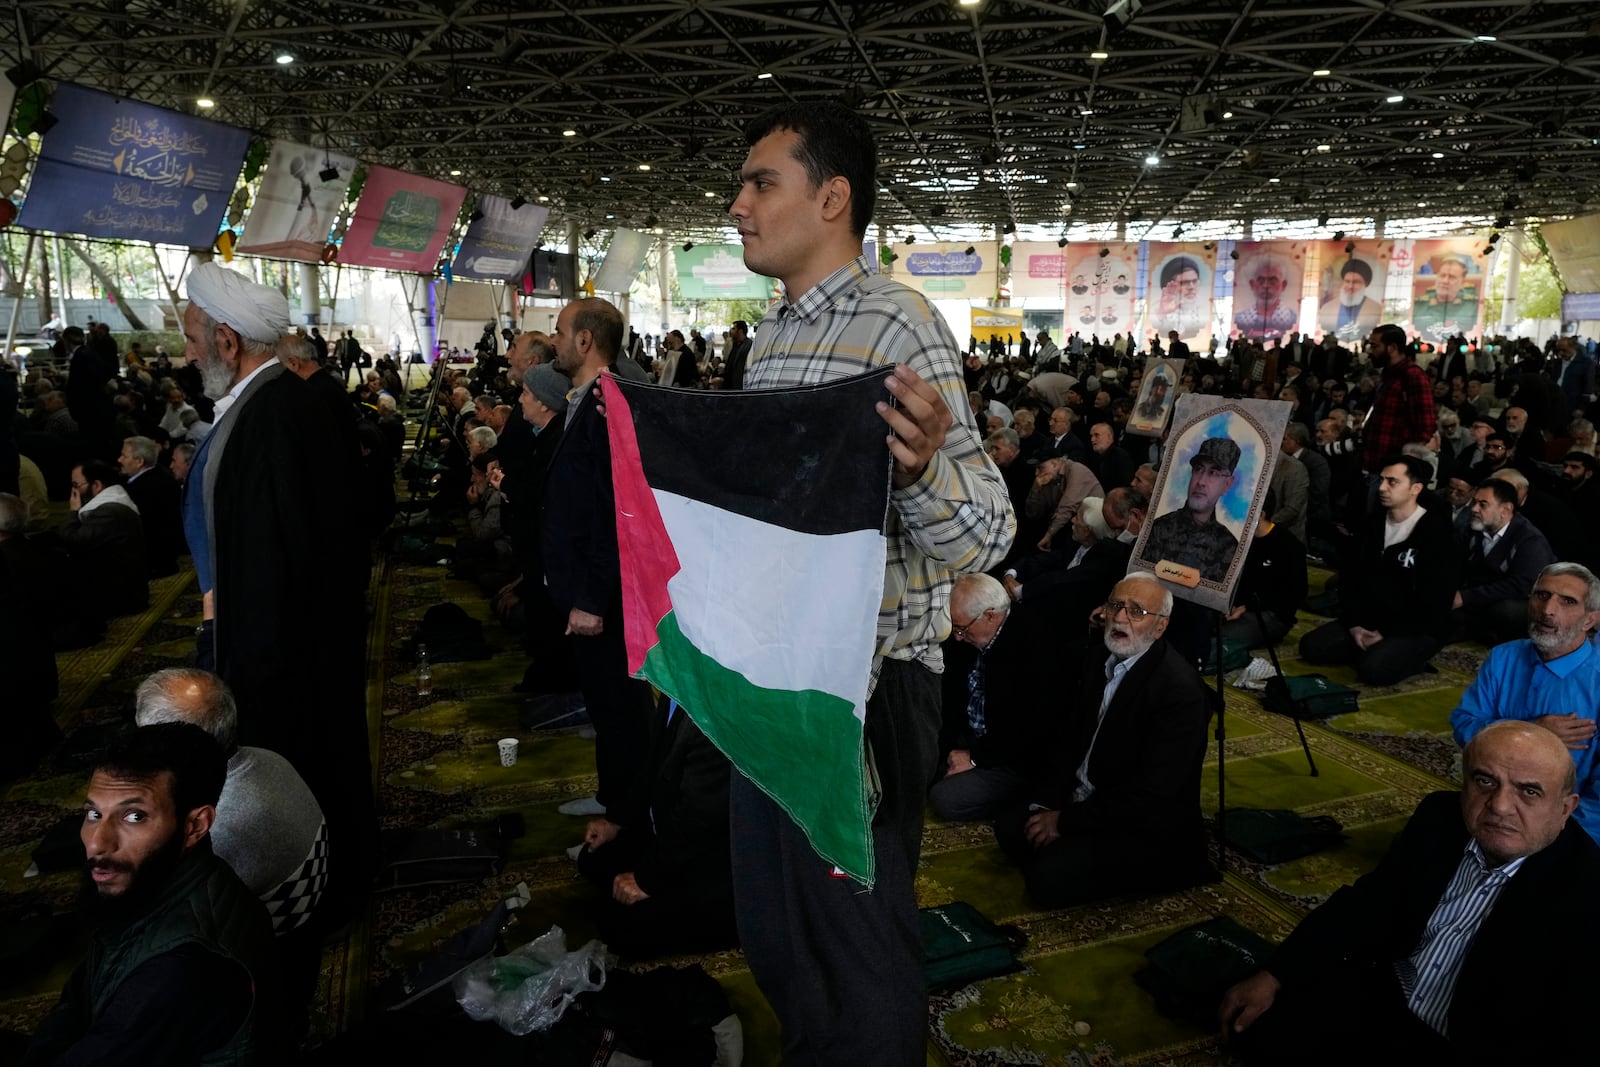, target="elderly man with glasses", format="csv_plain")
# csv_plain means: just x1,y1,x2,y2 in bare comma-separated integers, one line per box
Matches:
994,571,1216,907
